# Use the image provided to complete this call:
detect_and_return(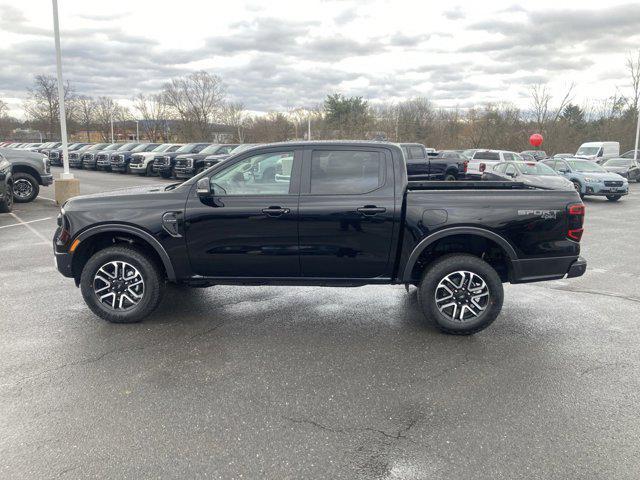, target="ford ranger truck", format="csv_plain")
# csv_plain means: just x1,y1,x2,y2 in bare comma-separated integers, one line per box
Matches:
53,142,586,335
